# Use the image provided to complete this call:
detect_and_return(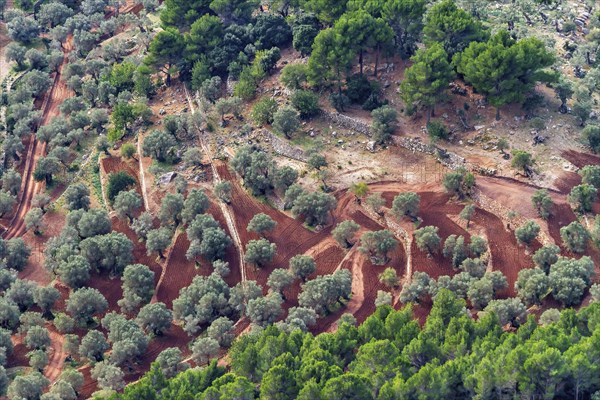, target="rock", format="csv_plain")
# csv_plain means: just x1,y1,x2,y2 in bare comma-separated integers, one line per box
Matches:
159,172,177,185
309,131,315,137
159,108,166,115
337,139,343,144
442,113,448,119
384,80,390,88
332,131,337,137
474,125,485,131
366,141,376,152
